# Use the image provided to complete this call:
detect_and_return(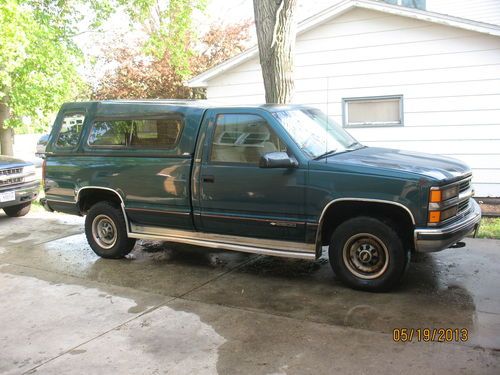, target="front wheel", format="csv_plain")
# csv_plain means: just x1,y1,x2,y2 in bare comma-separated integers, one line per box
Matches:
85,201,136,258
329,216,410,292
